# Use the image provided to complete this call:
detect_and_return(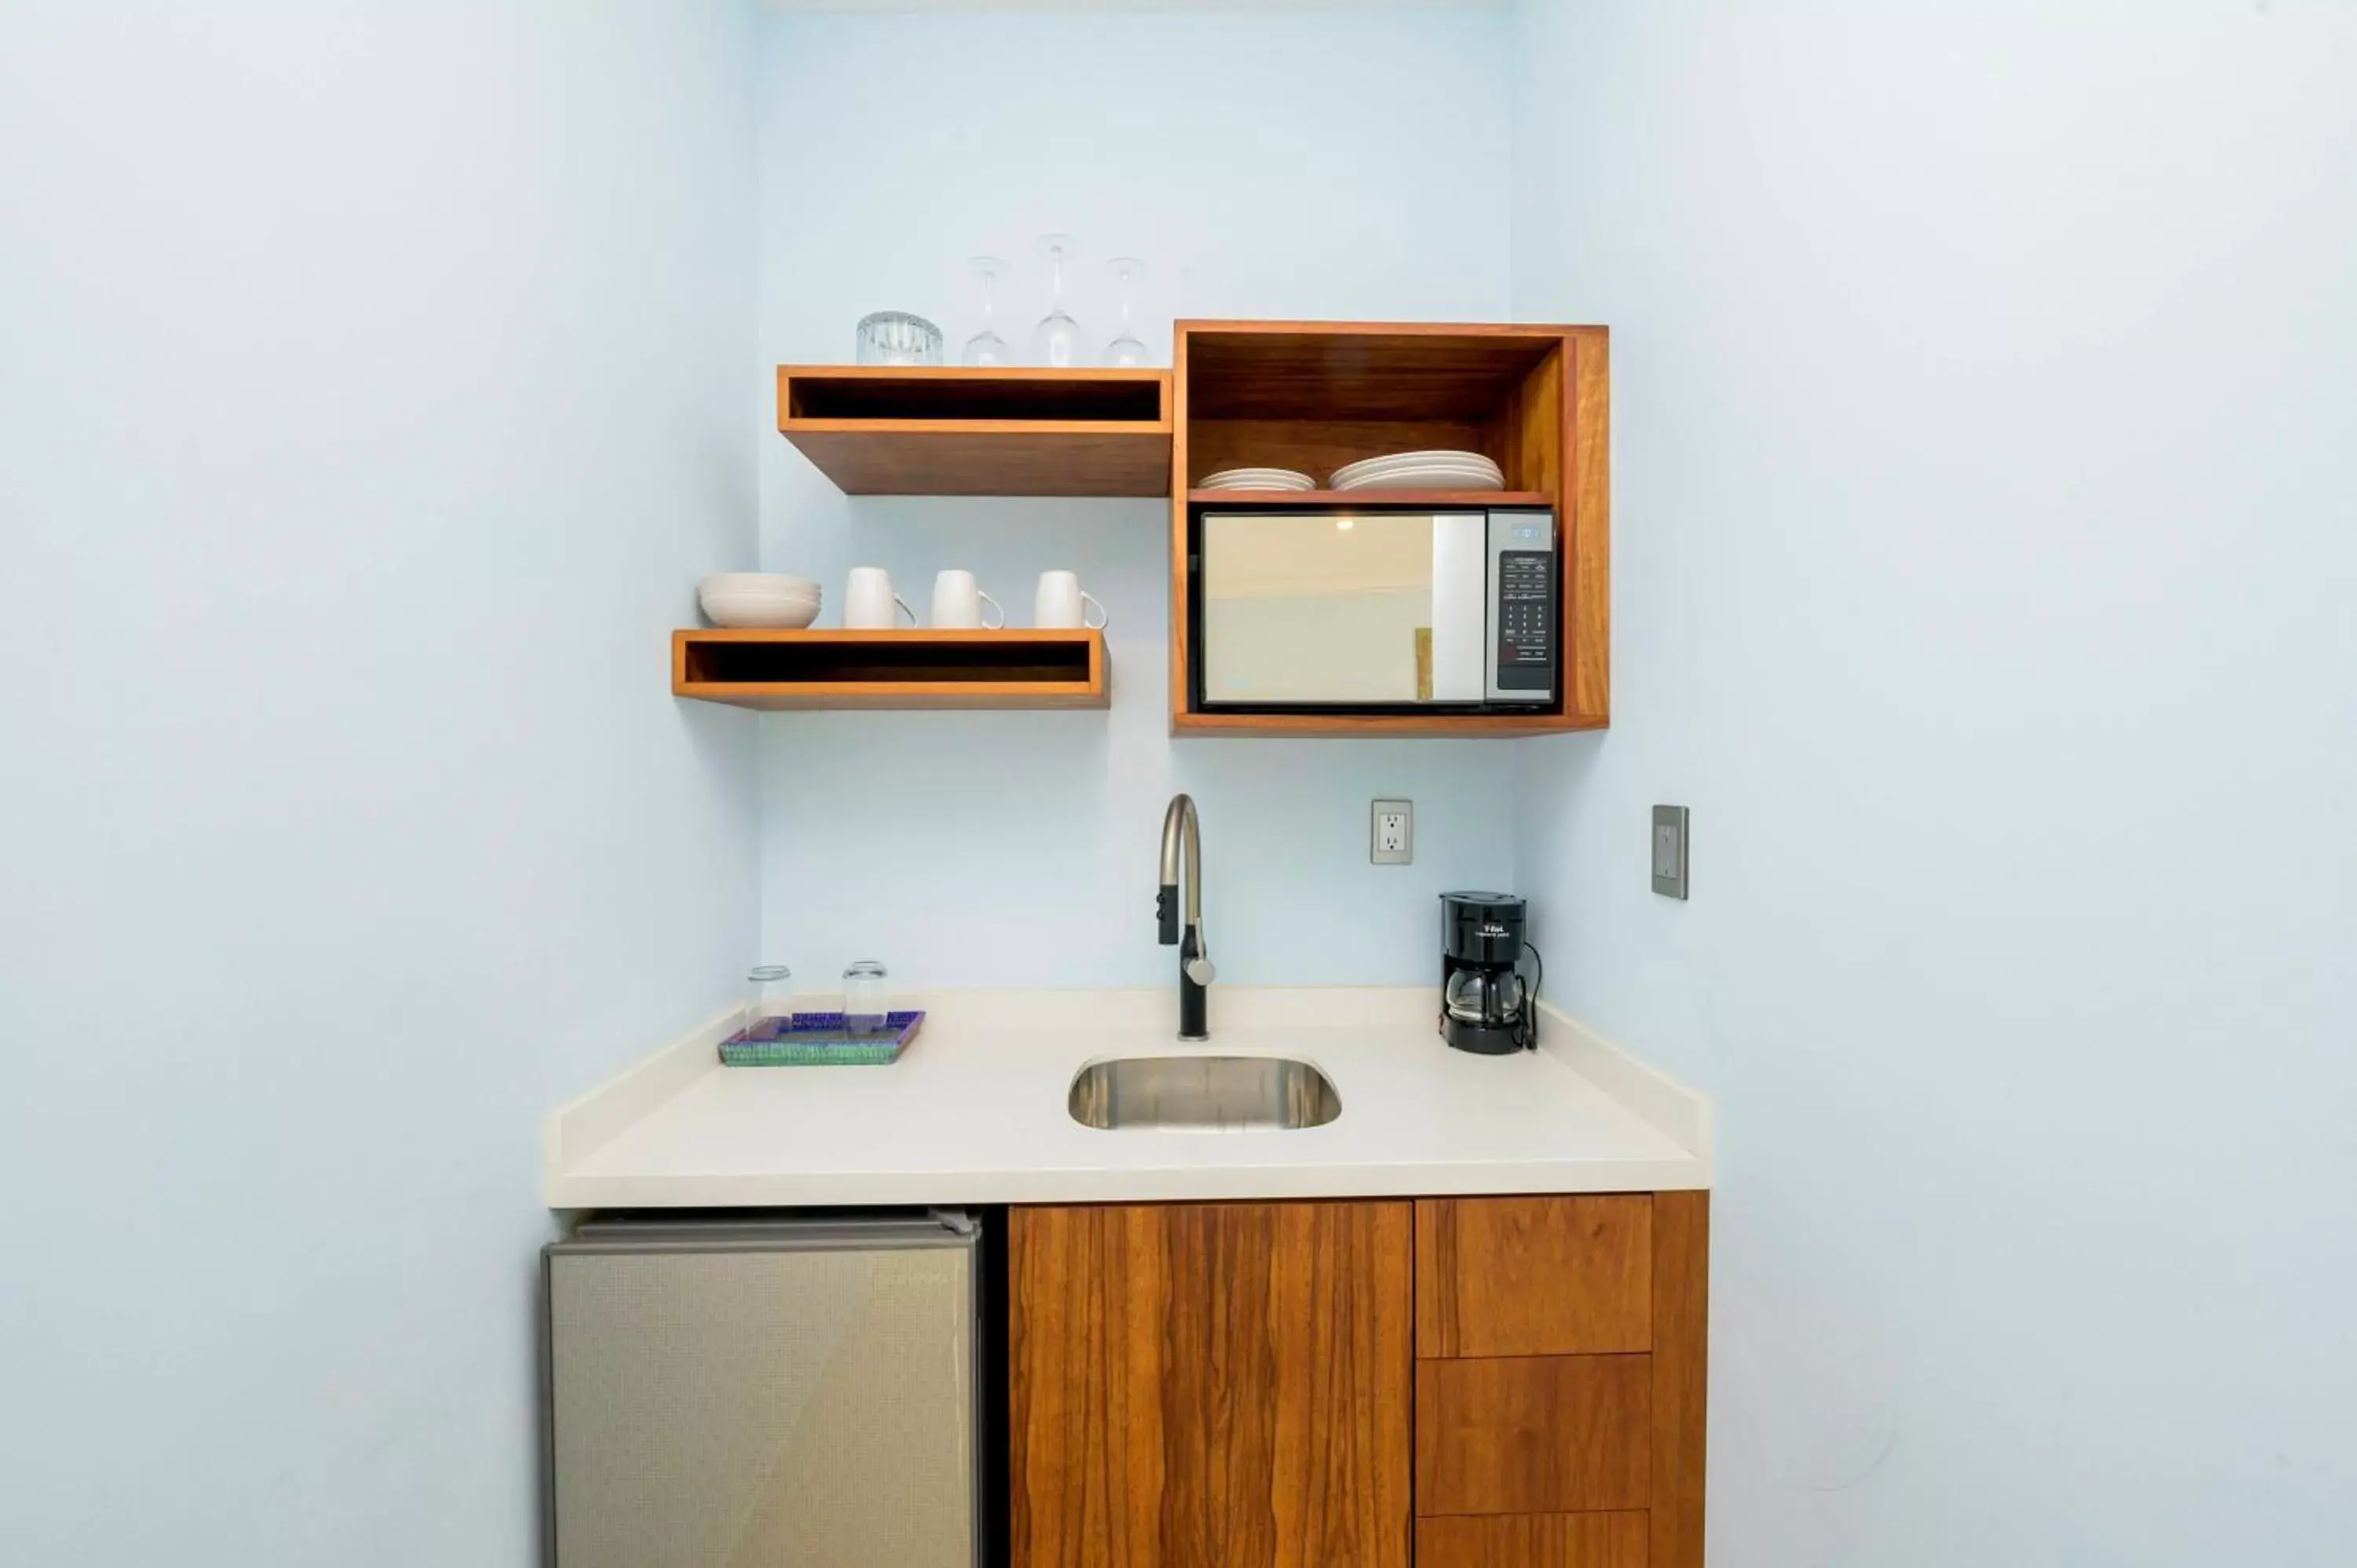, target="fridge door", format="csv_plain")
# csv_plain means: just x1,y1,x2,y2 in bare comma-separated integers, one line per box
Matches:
545,1214,979,1568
